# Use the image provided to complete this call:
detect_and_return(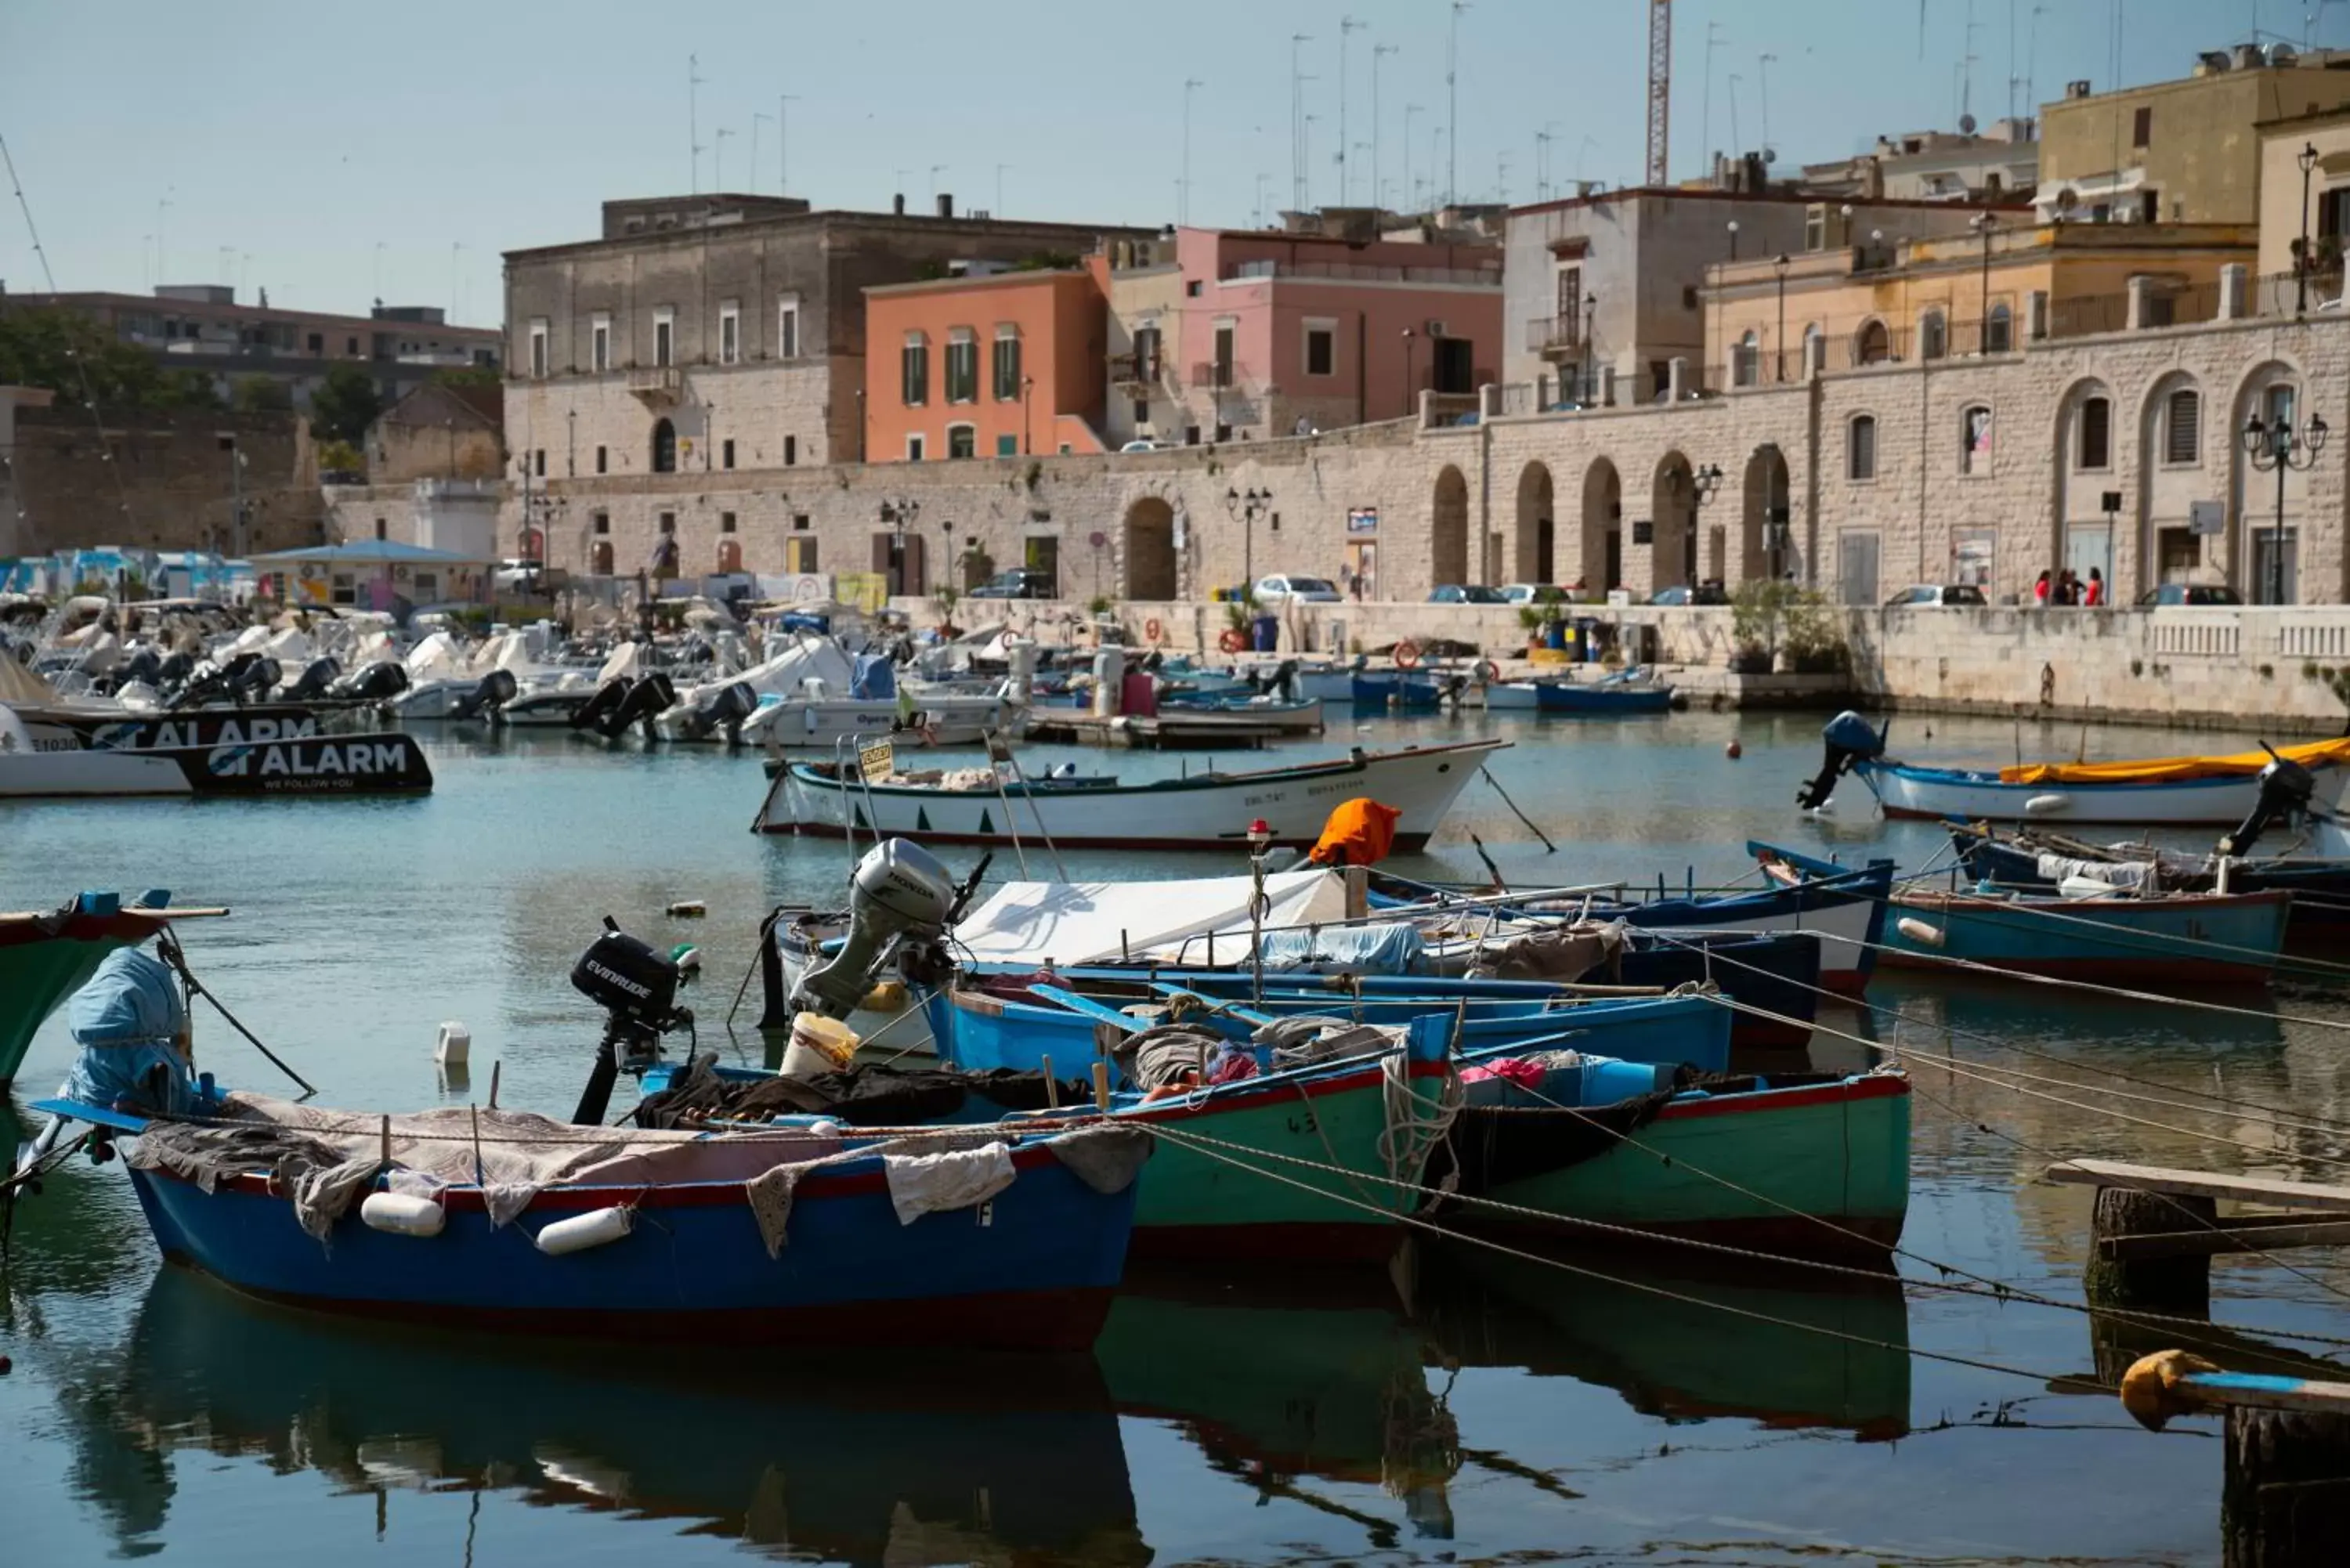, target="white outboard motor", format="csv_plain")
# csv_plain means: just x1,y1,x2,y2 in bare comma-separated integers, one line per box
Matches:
790,840,960,1019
